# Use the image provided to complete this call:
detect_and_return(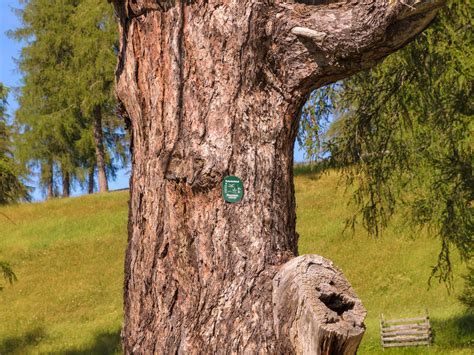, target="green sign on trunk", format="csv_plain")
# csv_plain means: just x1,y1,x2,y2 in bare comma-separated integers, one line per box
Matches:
222,176,244,203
